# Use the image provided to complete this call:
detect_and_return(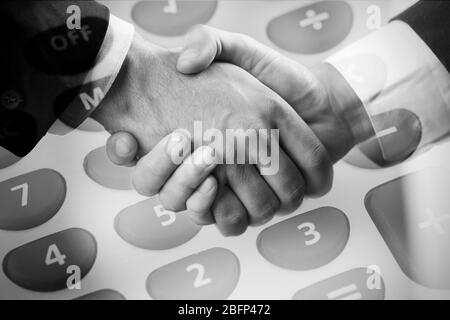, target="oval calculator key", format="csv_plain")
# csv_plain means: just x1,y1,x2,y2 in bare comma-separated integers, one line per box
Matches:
115,198,201,250
292,267,385,300
257,207,349,270
0,169,66,230
146,248,240,300
75,289,125,300
267,1,353,54
84,146,133,190
365,168,450,289
2,228,97,292
77,118,104,132
0,146,20,169
132,0,218,36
